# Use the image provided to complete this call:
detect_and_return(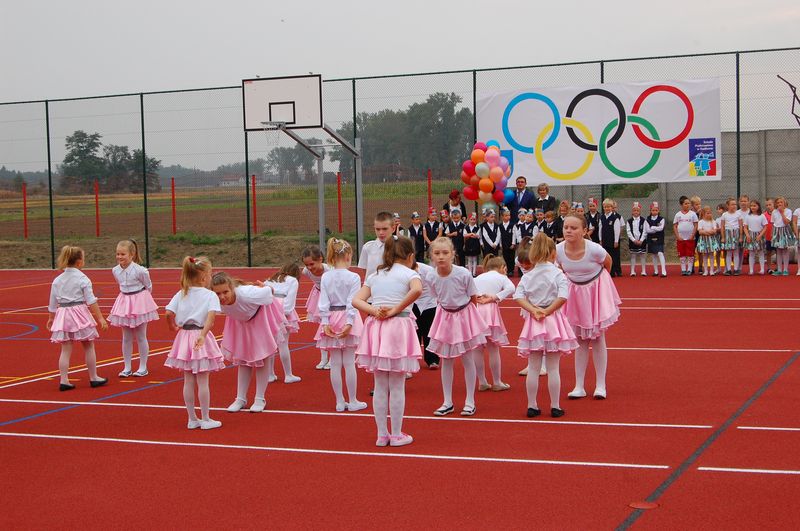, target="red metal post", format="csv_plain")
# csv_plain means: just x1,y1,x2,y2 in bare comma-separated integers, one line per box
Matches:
22,182,28,239
427,168,432,211
337,171,343,233
94,179,100,237
171,177,177,235
251,175,258,234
